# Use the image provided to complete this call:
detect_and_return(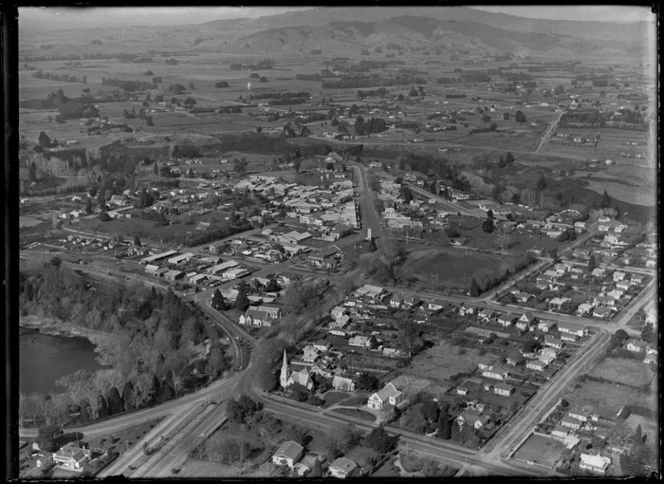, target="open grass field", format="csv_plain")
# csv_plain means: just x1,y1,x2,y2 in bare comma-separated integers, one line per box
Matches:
512,434,566,468
406,338,501,388
404,247,513,290
566,380,657,418
589,357,654,387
